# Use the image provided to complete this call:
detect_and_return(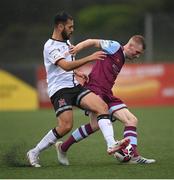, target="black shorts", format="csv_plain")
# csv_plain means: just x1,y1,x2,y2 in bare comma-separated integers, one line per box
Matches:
50,84,91,117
